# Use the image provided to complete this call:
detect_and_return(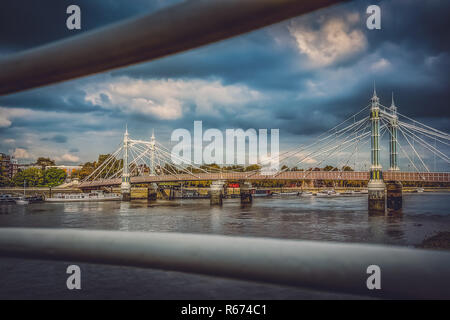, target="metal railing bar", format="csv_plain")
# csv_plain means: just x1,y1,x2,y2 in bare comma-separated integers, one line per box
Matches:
0,228,449,299
0,0,346,95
